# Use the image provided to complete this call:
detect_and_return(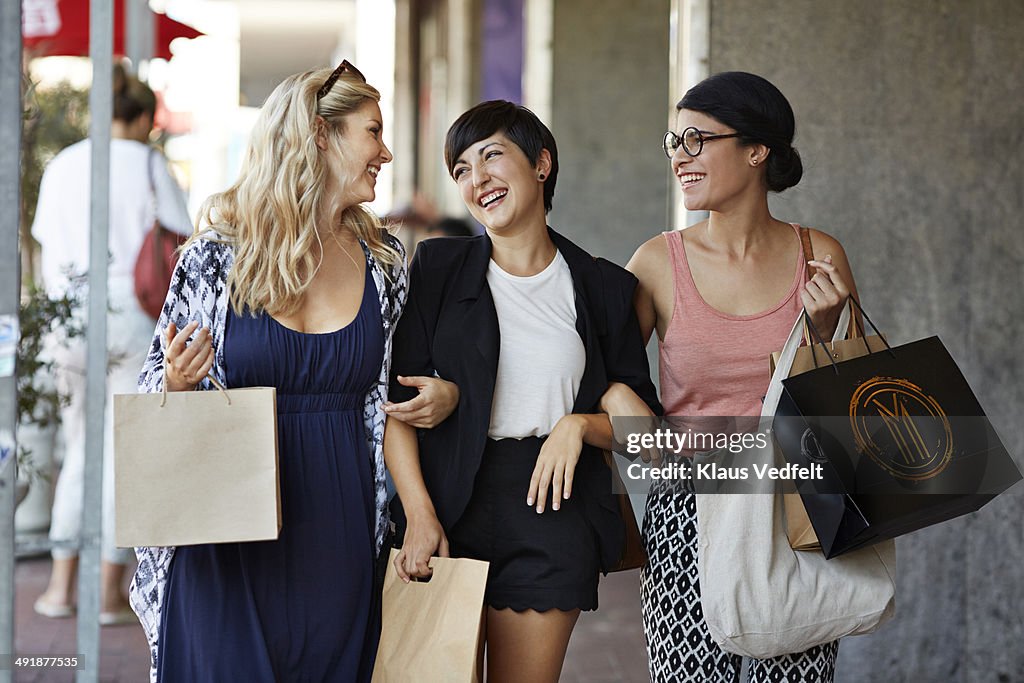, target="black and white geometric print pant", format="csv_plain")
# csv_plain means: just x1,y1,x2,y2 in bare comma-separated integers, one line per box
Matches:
640,486,839,683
